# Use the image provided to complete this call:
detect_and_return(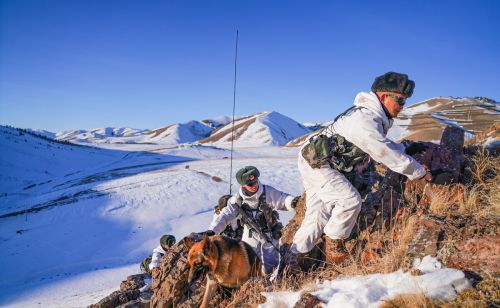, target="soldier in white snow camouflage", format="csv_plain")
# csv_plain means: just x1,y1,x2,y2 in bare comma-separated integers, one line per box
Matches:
278,72,432,276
